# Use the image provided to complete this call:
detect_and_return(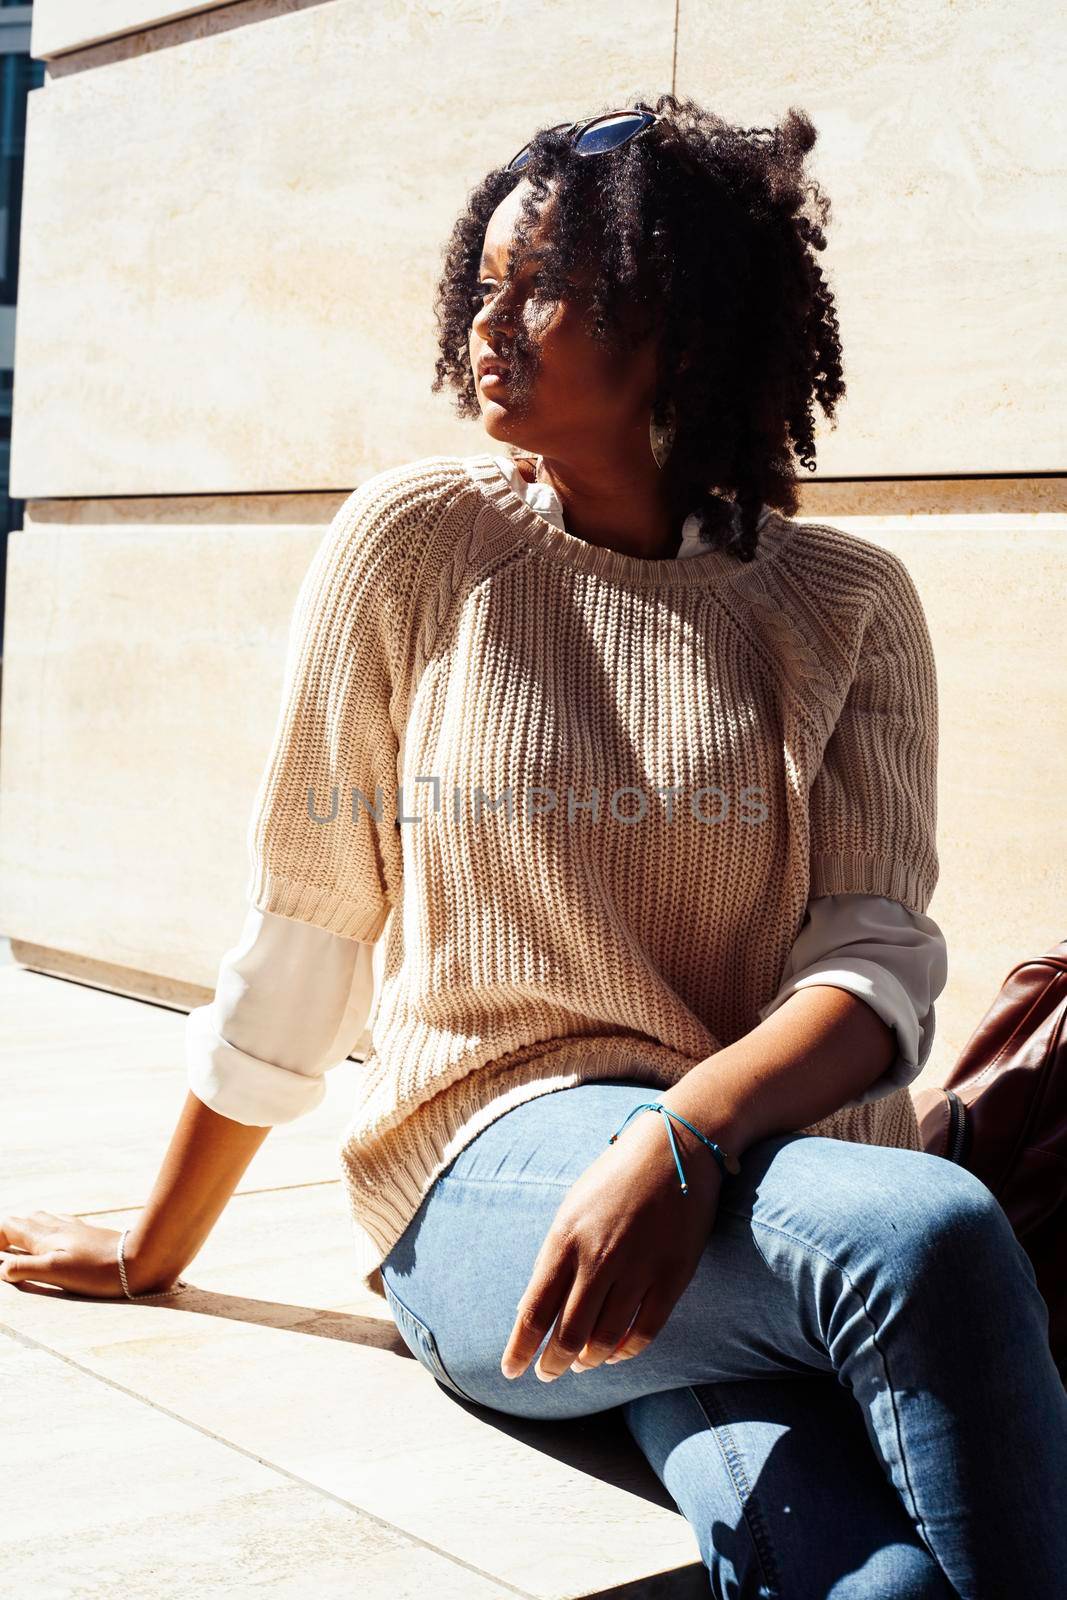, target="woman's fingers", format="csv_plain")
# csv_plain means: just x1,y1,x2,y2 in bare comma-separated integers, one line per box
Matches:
0,1214,35,1251
604,1282,676,1362
501,1238,677,1383
0,1214,60,1287
0,1211,124,1297
0,1214,55,1276
0,1249,59,1285
571,1283,646,1371
504,1266,667,1382
533,1266,616,1382
0,1209,67,1287
1,1211,74,1246
500,1238,576,1380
